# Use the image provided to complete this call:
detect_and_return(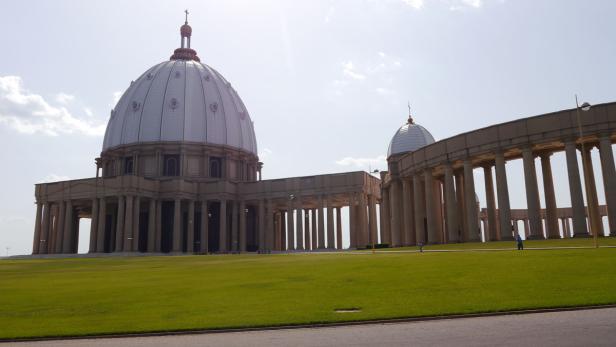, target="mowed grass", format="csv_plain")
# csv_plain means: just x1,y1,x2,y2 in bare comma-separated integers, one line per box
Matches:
379,237,616,251
1,247,616,339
